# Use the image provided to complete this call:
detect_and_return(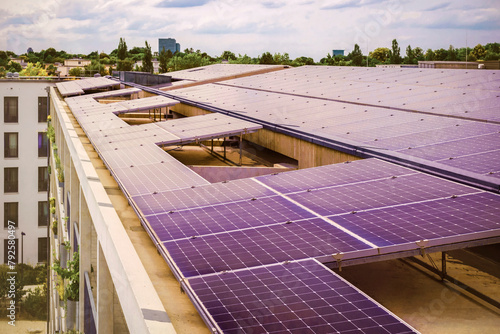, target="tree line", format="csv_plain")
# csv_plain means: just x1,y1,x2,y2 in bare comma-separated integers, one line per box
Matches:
1,38,499,77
